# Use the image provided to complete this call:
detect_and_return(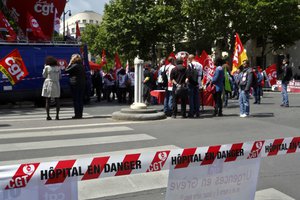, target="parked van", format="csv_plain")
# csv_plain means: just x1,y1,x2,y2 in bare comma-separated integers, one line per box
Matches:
0,42,91,105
